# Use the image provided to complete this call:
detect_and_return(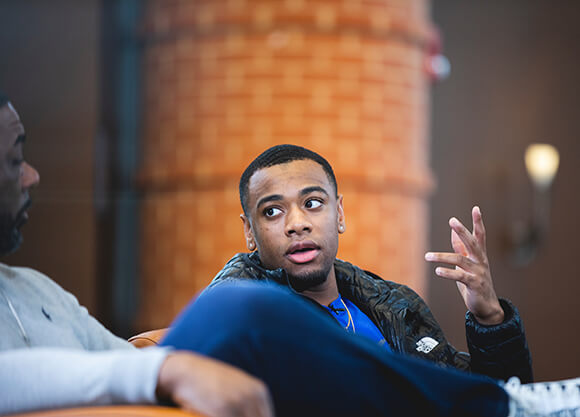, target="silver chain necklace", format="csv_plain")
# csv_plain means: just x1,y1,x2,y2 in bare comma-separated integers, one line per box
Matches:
0,284,31,347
